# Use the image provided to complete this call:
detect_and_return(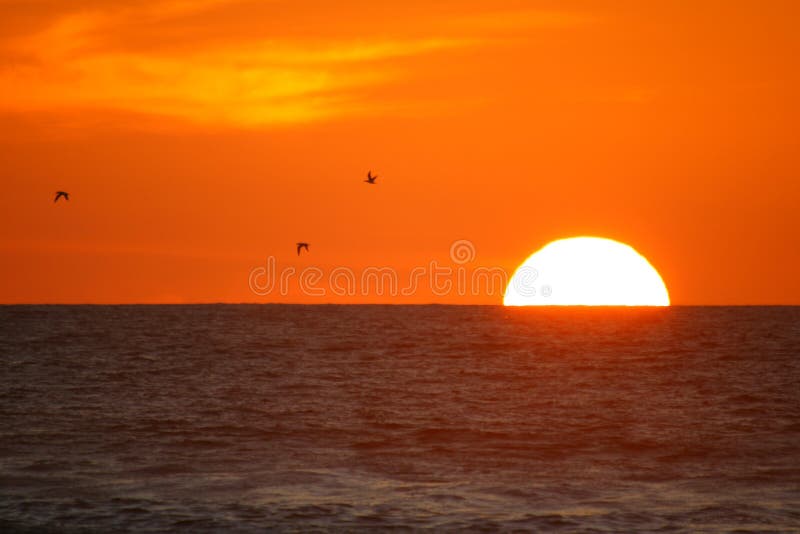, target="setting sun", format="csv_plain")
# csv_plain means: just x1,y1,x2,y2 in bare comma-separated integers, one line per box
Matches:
503,237,670,306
